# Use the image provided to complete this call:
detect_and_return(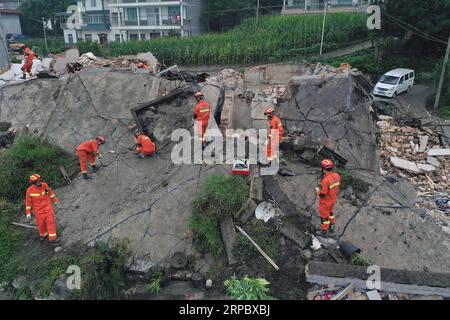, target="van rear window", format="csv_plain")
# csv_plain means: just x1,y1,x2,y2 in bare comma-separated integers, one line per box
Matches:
410,72,414,78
